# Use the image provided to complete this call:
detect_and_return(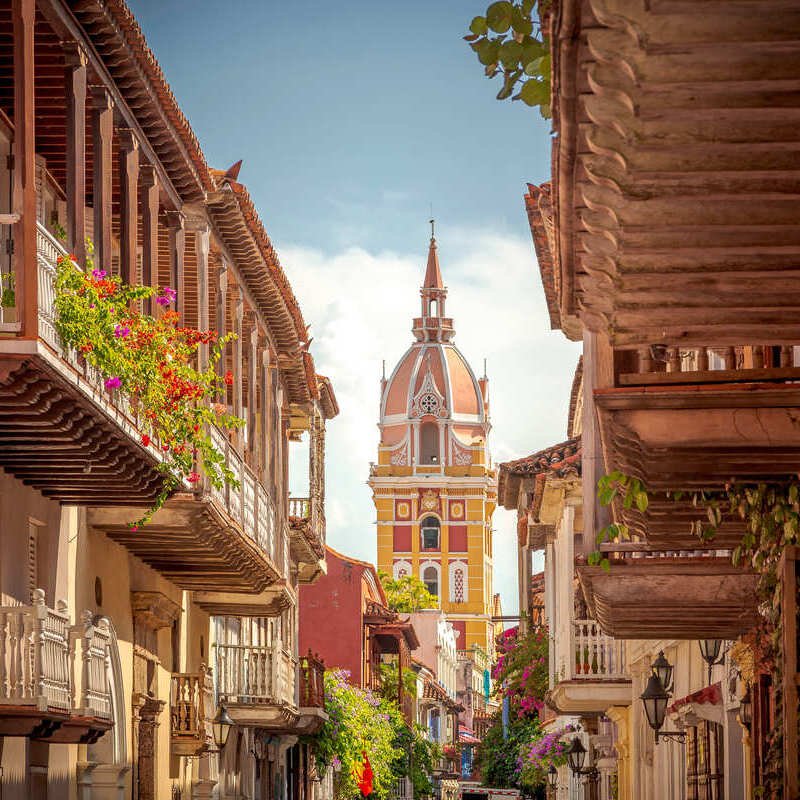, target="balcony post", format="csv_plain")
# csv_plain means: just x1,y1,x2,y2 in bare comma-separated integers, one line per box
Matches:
63,42,87,266
118,129,139,284
233,292,244,424
248,322,258,456
90,86,114,272
164,209,185,313
139,164,159,313
215,259,228,380
260,338,270,476
195,223,210,370
12,0,36,338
